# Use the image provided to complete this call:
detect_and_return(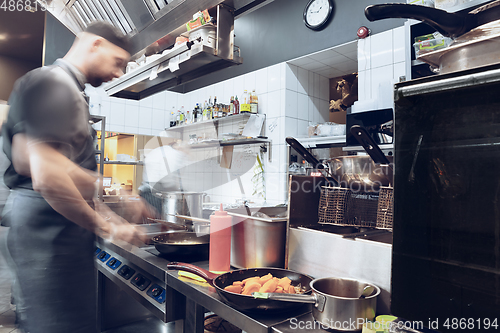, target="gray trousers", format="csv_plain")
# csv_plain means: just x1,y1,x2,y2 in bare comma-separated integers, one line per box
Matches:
5,189,97,333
